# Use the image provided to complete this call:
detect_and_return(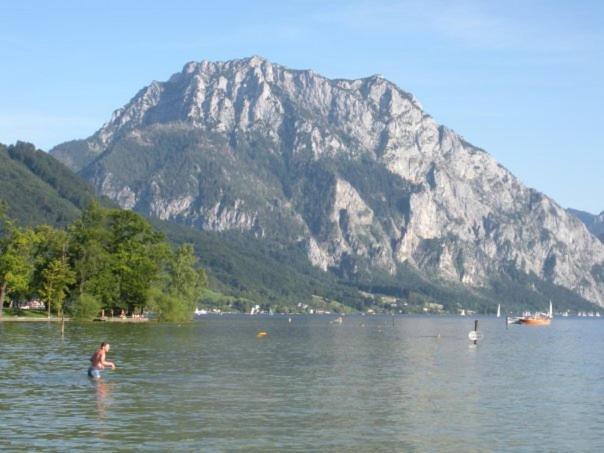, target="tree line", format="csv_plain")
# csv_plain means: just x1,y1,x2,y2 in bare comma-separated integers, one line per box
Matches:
0,201,207,321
